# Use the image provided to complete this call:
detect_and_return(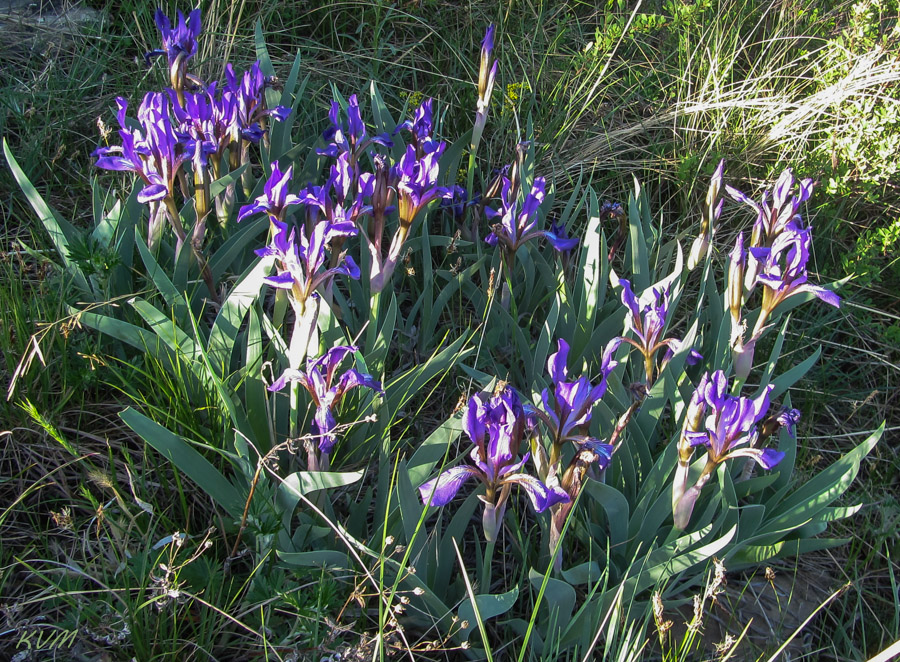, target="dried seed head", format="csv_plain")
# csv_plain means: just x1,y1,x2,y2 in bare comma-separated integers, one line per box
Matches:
713,557,726,588
687,594,704,635
87,468,114,489
715,633,737,657
652,592,664,623
51,506,73,530
97,116,111,141
453,393,467,413
706,557,727,604
652,591,673,635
